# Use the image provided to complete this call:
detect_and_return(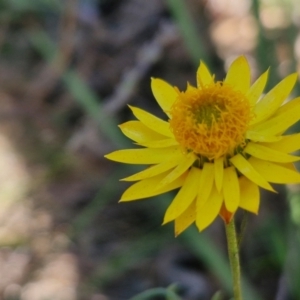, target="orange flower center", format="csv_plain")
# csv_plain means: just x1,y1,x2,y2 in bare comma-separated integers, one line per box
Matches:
169,82,252,160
